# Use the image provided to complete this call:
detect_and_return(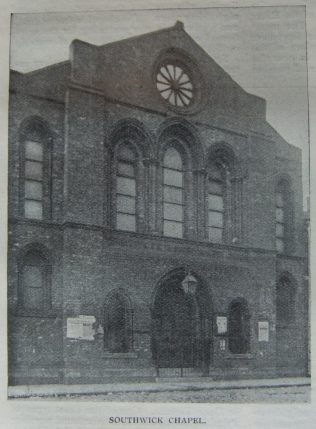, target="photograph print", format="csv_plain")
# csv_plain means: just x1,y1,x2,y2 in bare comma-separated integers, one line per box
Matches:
7,5,310,402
